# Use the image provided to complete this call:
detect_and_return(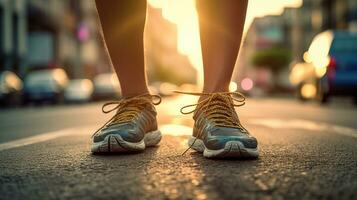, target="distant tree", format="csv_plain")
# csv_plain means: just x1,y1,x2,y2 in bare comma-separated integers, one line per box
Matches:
251,47,291,73
251,47,291,90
